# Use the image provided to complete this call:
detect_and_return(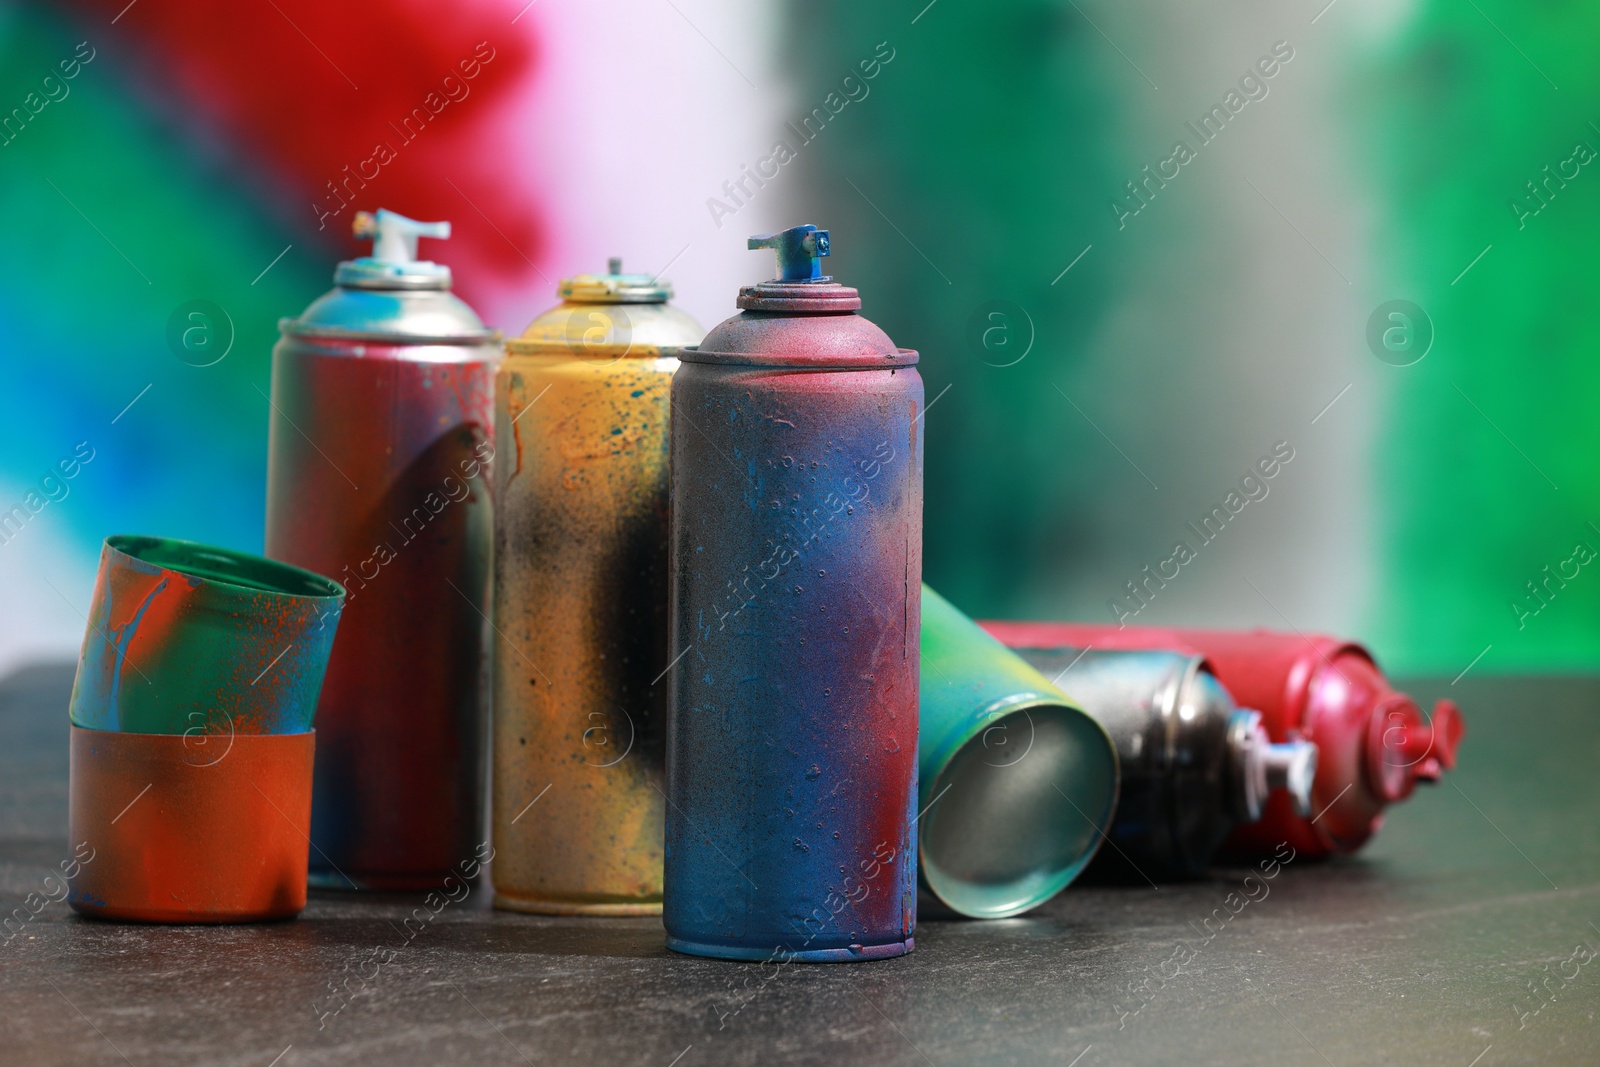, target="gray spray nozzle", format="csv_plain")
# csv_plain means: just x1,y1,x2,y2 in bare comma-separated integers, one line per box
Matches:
1262,736,1317,817
1228,710,1319,822
749,224,831,282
